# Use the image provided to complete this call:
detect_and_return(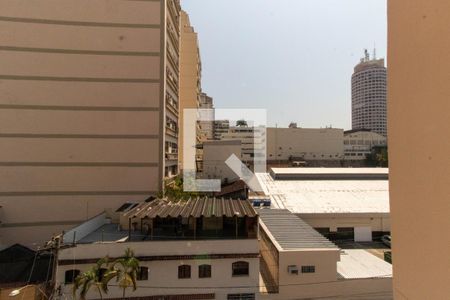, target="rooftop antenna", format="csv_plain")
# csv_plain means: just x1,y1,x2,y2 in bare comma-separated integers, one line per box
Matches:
373,43,377,60
364,49,370,61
